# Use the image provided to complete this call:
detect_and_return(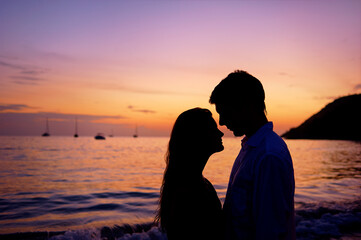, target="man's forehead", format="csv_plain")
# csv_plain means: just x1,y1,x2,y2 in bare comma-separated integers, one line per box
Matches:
215,103,231,113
